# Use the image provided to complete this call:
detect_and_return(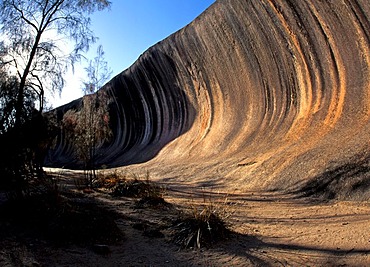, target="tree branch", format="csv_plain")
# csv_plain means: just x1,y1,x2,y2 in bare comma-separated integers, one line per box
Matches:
10,0,39,31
